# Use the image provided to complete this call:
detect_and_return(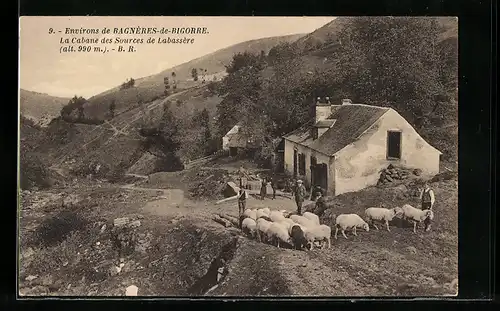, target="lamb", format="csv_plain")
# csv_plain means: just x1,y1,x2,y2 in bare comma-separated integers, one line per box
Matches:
290,215,316,228
304,224,332,250
401,204,435,233
364,206,403,232
303,212,320,225
242,208,257,220
241,218,257,239
267,222,293,248
262,207,271,216
269,210,287,223
289,224,308,250
256,218,273,243
334,213,370,239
